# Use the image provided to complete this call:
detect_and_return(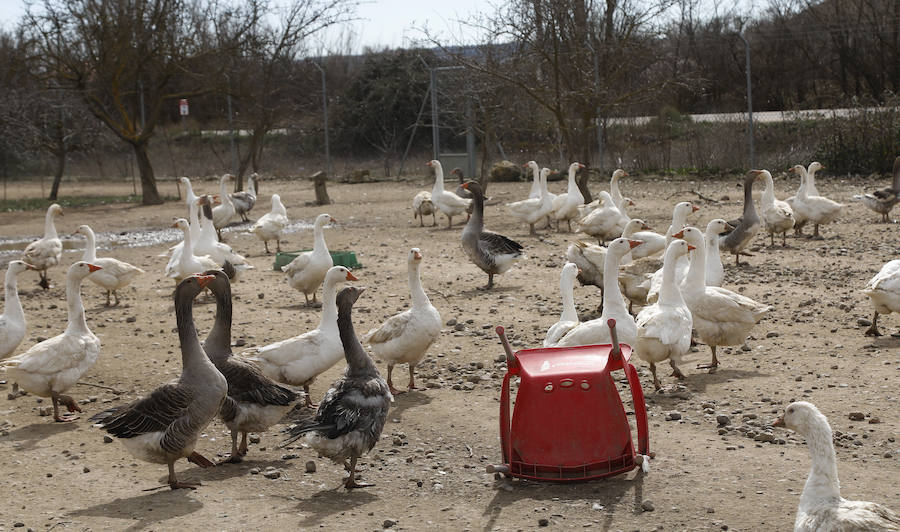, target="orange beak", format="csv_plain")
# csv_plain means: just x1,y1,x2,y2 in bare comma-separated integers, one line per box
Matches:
691,205,700,212
577,268,583,275
425,161,433,167
788,167,796,173
687,245,696,251
196,274,215,288
24,263,37,270
641,223,652,230
413,251,422,260
627,199,635,206
772,417,785,428
171,221,180,228
329,217,337,224
345,271,358,281
820,165,826,170
577,163,585,169
461,182,470,190
623,171,629,177
628,239,642,249
673,230,685,239
87,263,102,273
